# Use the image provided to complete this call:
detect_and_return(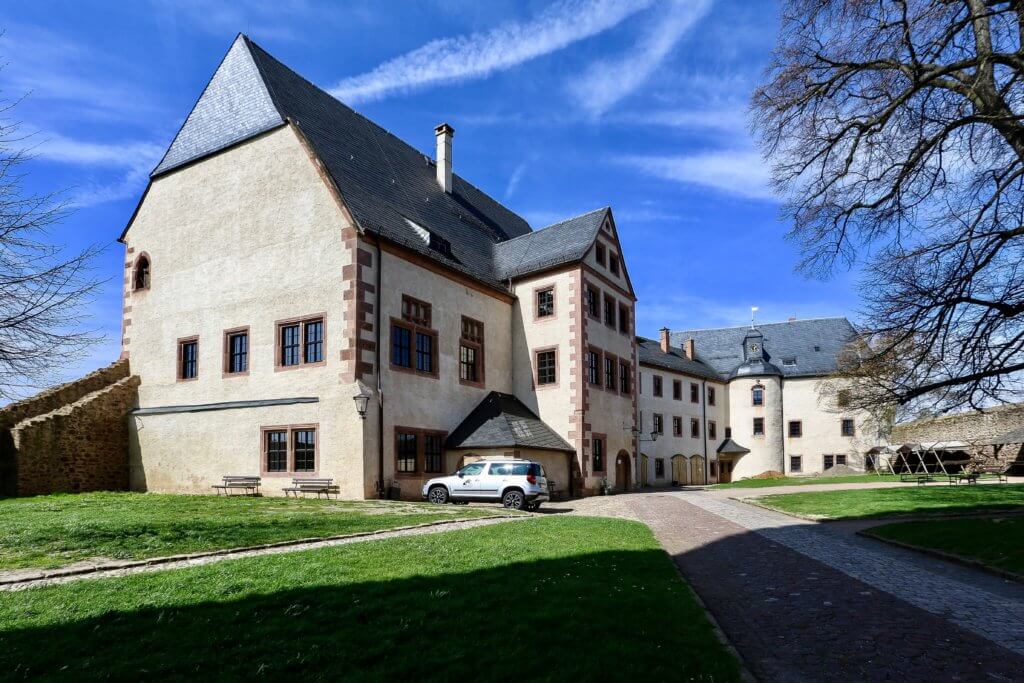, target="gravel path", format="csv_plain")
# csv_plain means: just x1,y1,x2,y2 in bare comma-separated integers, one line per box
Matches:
1,515,526,592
